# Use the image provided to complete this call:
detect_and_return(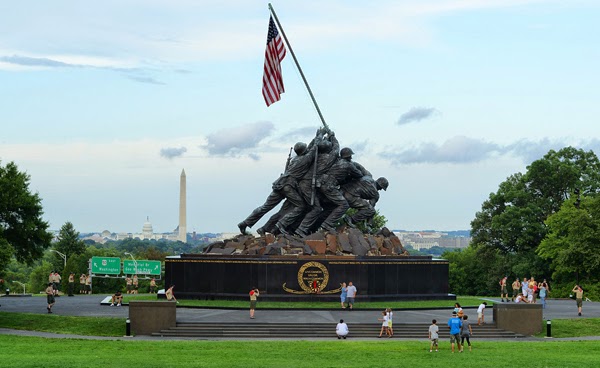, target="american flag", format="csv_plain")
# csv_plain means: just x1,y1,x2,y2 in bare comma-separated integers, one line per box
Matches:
262,16,286,106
